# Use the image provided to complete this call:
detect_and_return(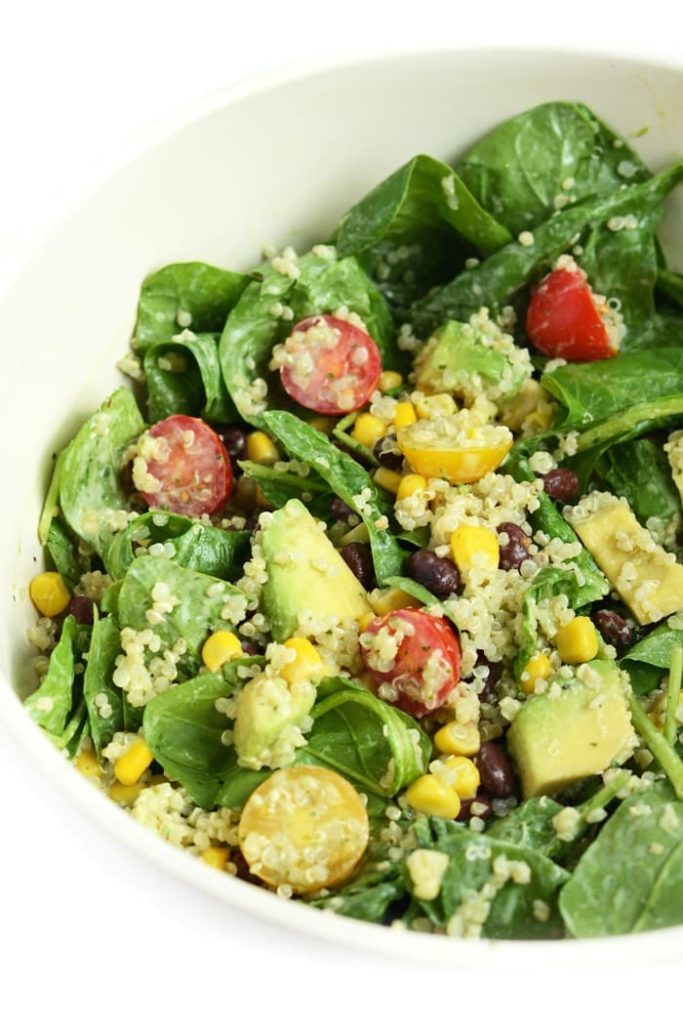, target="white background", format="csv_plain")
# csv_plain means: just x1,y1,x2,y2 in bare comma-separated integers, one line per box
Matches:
1,1,682,1019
